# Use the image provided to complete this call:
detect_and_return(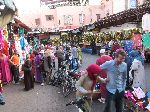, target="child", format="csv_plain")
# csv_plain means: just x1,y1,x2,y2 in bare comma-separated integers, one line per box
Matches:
0,72,5,105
